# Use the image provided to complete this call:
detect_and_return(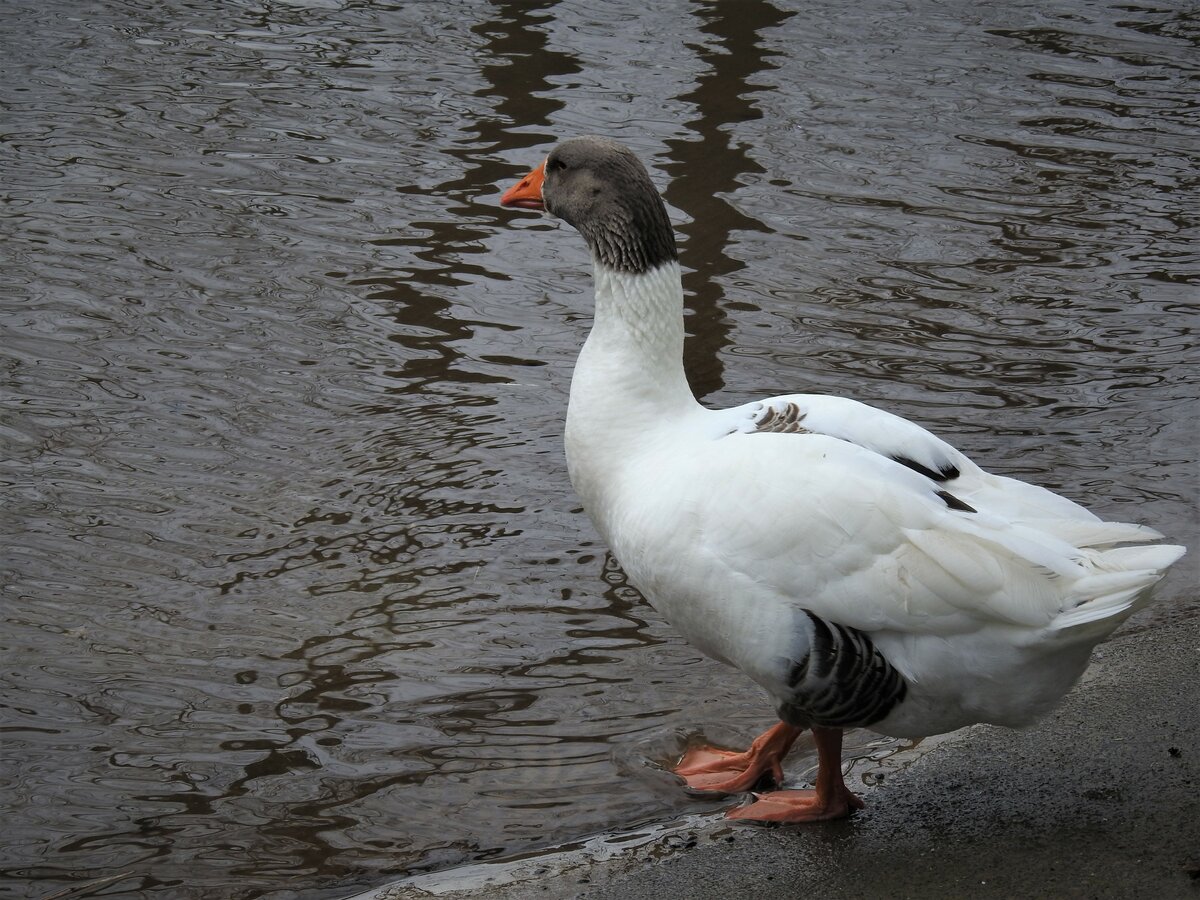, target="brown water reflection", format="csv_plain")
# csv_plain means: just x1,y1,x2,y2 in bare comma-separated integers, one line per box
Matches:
667,0,792,399
2,1,1196,898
